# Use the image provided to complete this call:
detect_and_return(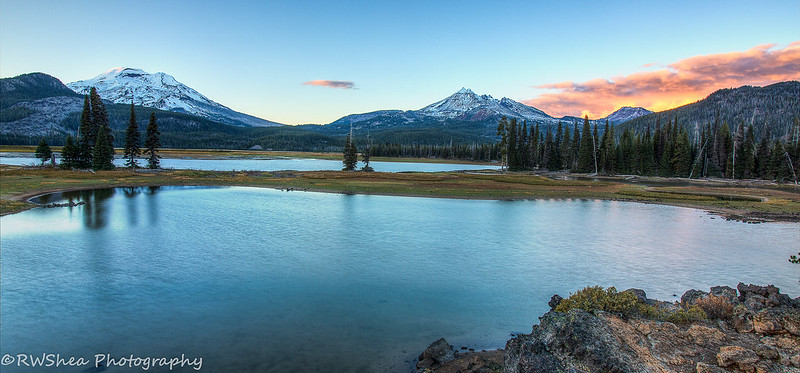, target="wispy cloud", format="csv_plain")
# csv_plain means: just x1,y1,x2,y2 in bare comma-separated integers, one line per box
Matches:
524,42,800,119
303,80,356,89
